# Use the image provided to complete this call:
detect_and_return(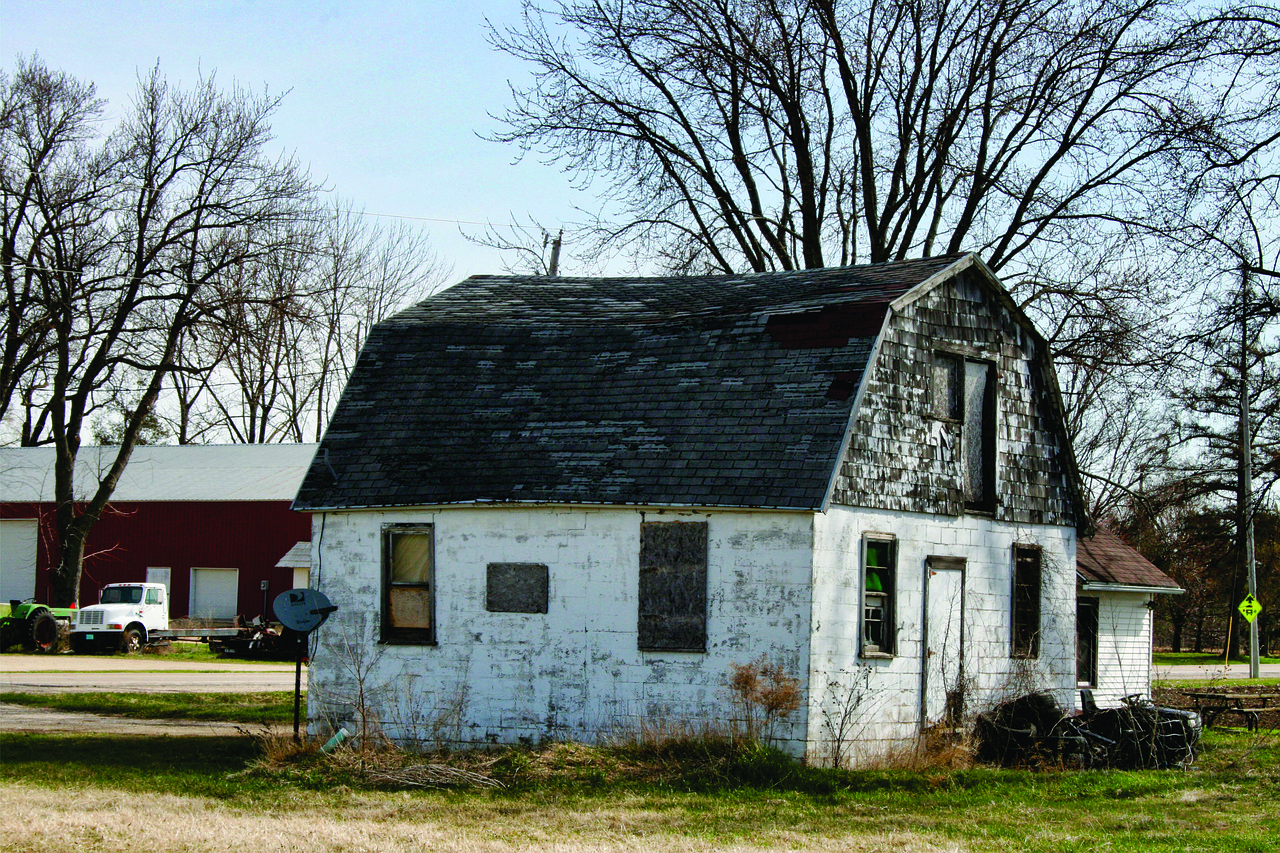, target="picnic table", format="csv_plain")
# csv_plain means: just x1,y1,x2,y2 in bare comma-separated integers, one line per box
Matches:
1183,691,1280,732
